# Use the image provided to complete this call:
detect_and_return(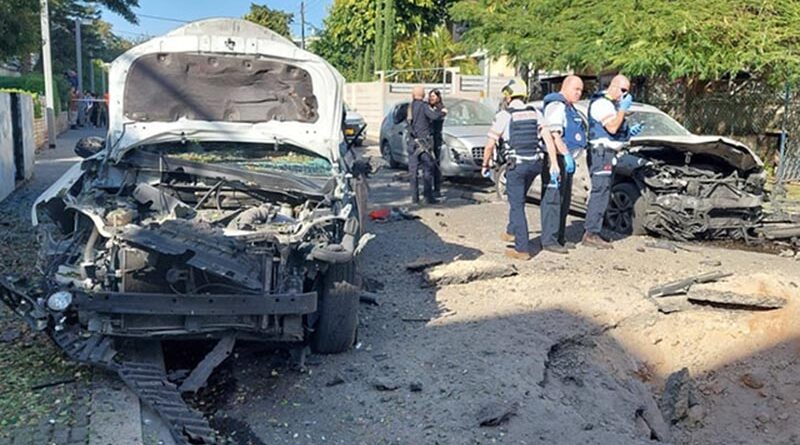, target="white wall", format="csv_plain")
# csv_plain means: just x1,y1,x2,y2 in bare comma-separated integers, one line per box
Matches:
18,94,35,180
0,93,15,201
